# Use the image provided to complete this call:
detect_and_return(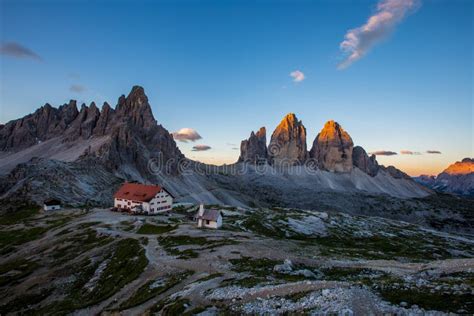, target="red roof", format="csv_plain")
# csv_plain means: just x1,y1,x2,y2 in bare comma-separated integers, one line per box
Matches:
114,183,163,202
